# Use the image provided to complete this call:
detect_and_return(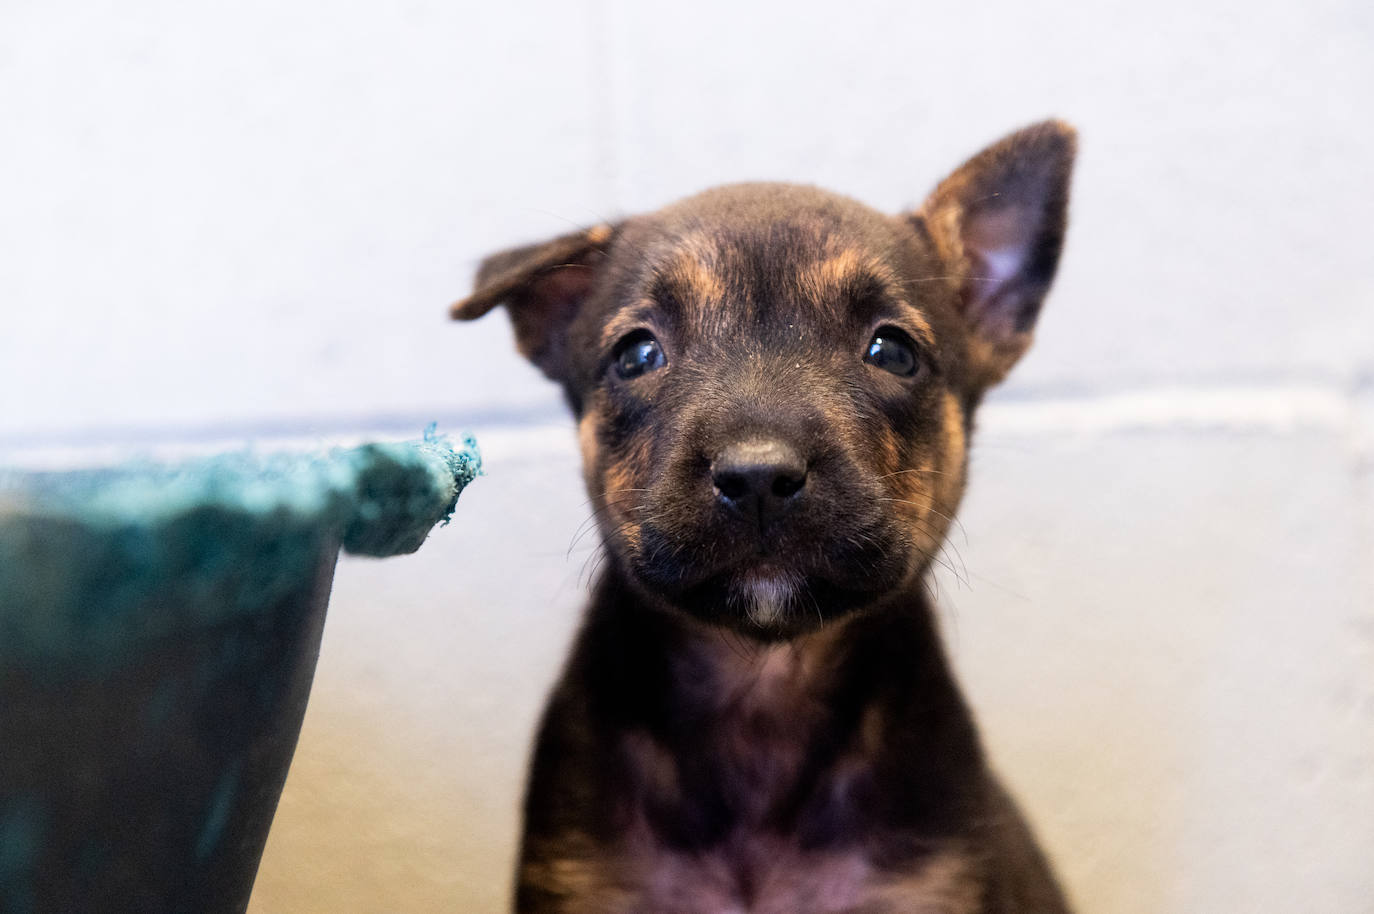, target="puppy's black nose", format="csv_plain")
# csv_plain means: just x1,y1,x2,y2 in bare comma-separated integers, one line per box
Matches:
711,438,807,528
